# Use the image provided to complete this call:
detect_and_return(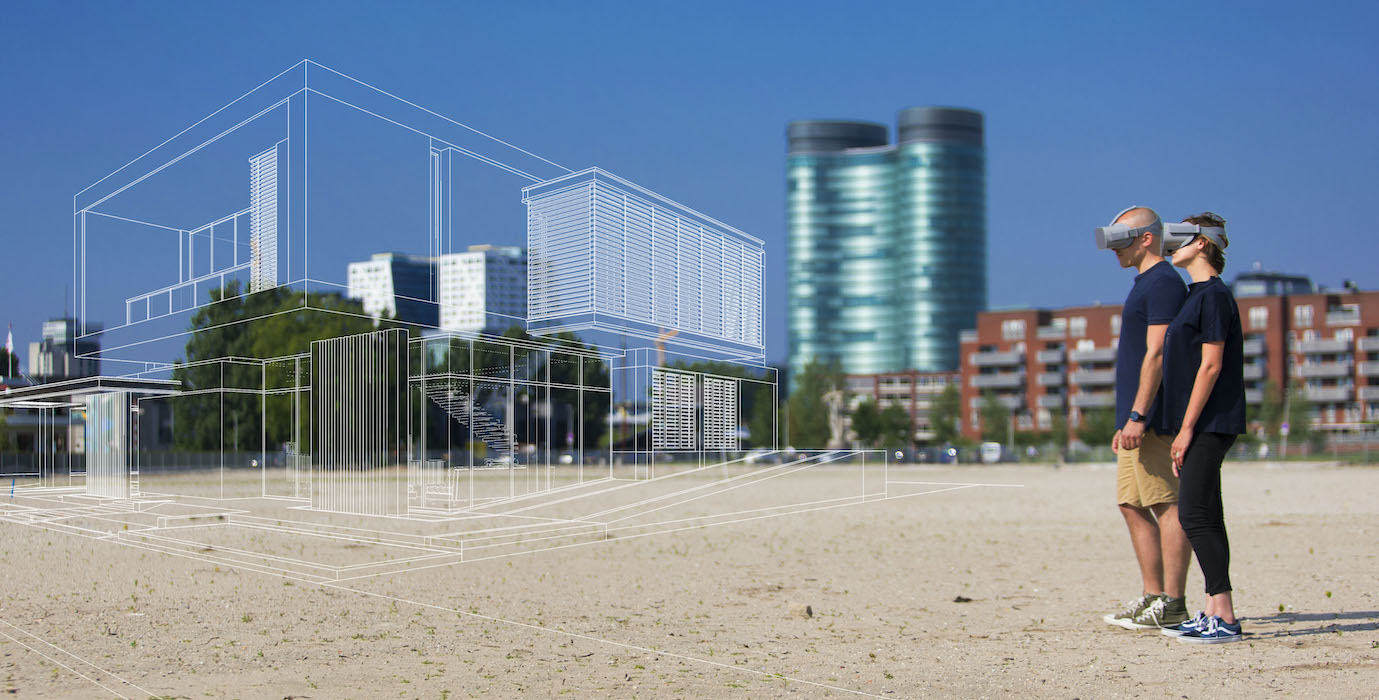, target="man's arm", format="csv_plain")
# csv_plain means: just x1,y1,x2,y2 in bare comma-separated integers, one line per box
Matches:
1119,323,1168,450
